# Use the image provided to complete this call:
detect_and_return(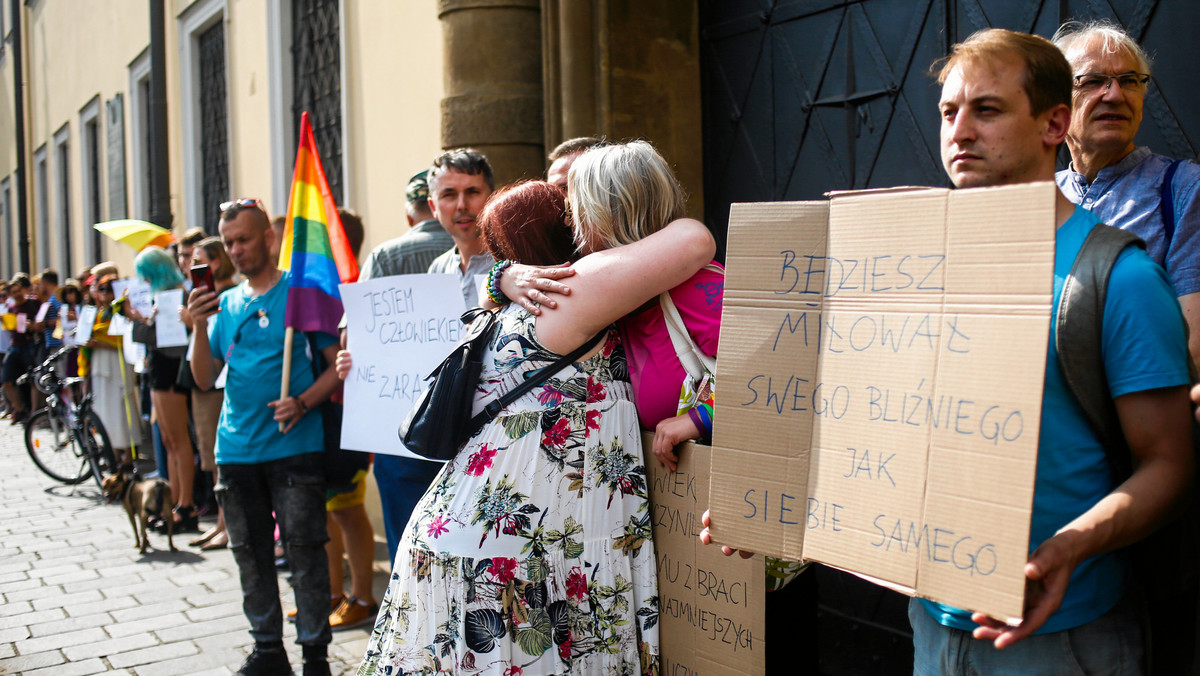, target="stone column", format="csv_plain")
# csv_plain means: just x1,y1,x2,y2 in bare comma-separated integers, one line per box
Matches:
438,0,544,185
